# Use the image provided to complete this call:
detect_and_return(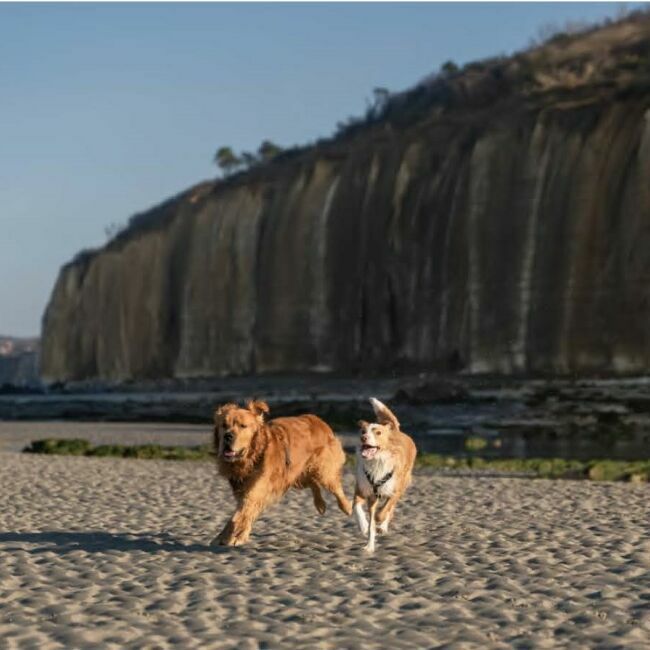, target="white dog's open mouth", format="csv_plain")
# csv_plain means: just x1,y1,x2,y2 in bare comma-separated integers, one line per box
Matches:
360,444,378,459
